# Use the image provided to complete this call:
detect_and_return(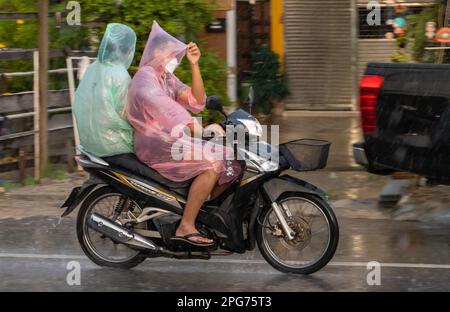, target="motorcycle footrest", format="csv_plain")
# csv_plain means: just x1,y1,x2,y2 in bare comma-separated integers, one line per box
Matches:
173,251,211,260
